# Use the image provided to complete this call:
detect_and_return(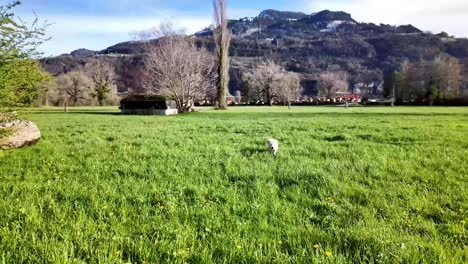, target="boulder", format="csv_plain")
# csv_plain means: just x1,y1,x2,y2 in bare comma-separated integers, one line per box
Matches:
0,121,41,150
